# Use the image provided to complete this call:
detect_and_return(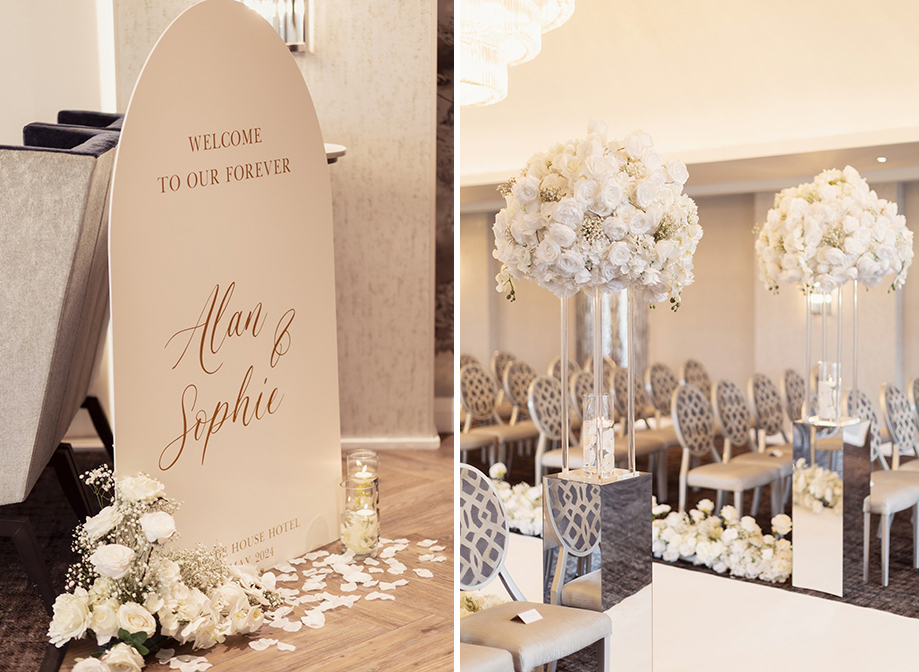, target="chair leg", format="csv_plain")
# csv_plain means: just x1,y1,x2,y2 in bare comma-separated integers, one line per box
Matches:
0,516,55,616
734,491,743,517
656,449,668,503
597,634,611,672
864,510,871,582
679,476,687,513
714,490,724,513
881,513,891,587
50,443,95,519
82,395,114,461
751,487,761,517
